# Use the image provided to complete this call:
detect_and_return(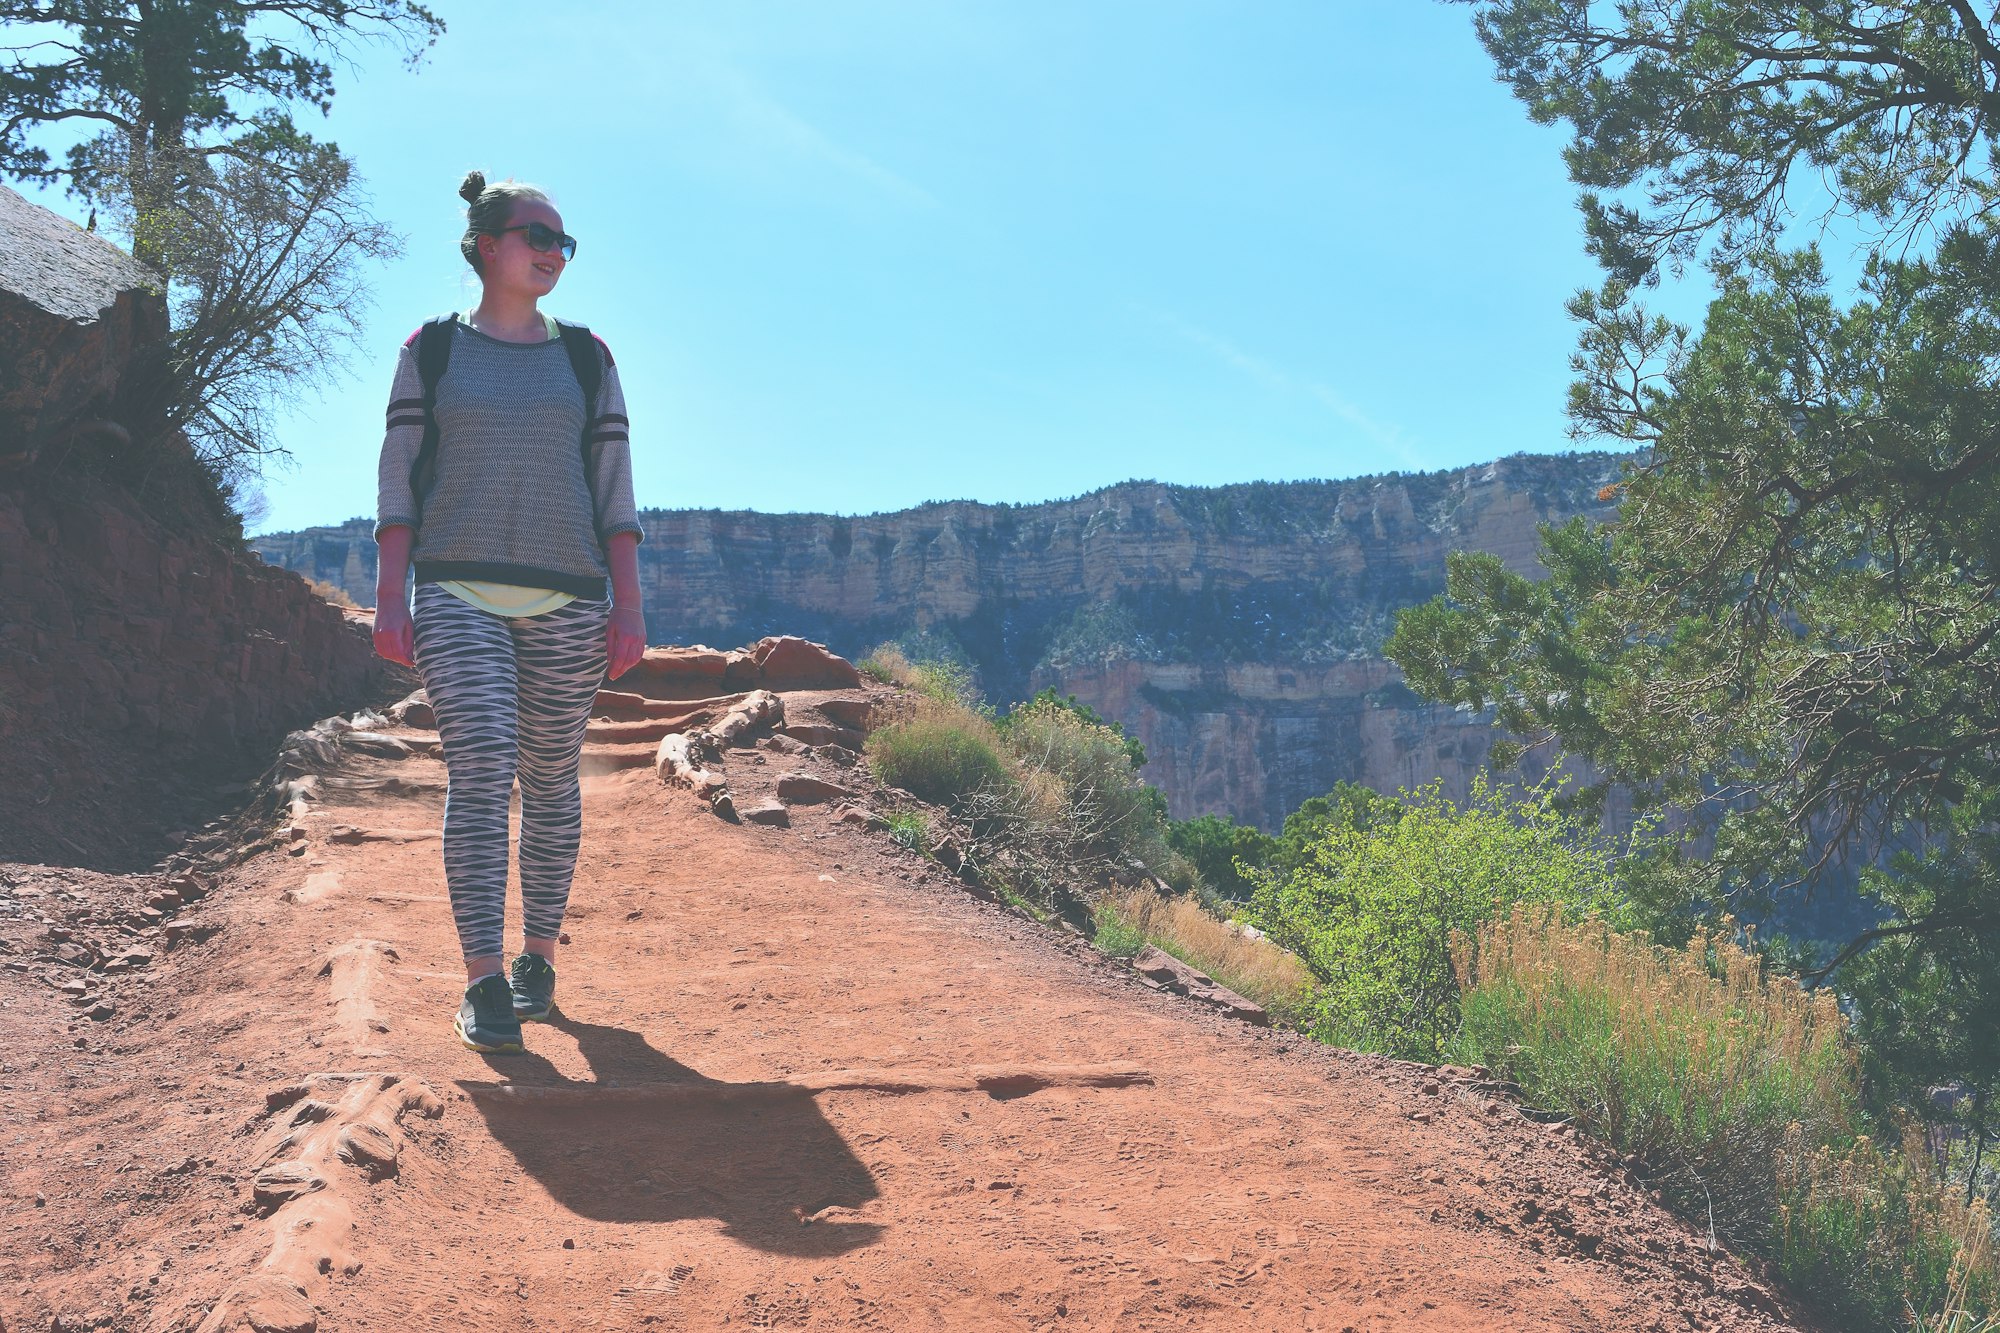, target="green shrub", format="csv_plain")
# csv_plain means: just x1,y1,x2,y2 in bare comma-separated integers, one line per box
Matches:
1089,898,1146,958
1166,814,1275,901
1246,773,1626,1061
866,705,1012,807
1004,688,1147,768
1000,699,1166,869
884,810,931,853
864,659,1193,916
1777,1128,1996,1332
